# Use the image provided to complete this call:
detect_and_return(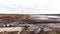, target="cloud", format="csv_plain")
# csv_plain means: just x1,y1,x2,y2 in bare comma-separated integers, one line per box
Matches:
0,0,60,14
